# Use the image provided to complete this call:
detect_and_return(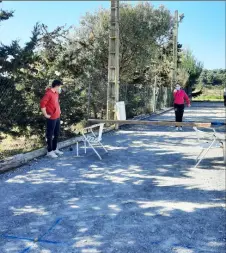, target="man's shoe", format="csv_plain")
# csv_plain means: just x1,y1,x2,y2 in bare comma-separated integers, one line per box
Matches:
175,127,179,131
47,151,58,158
179,127,183,131
54,149,64,155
